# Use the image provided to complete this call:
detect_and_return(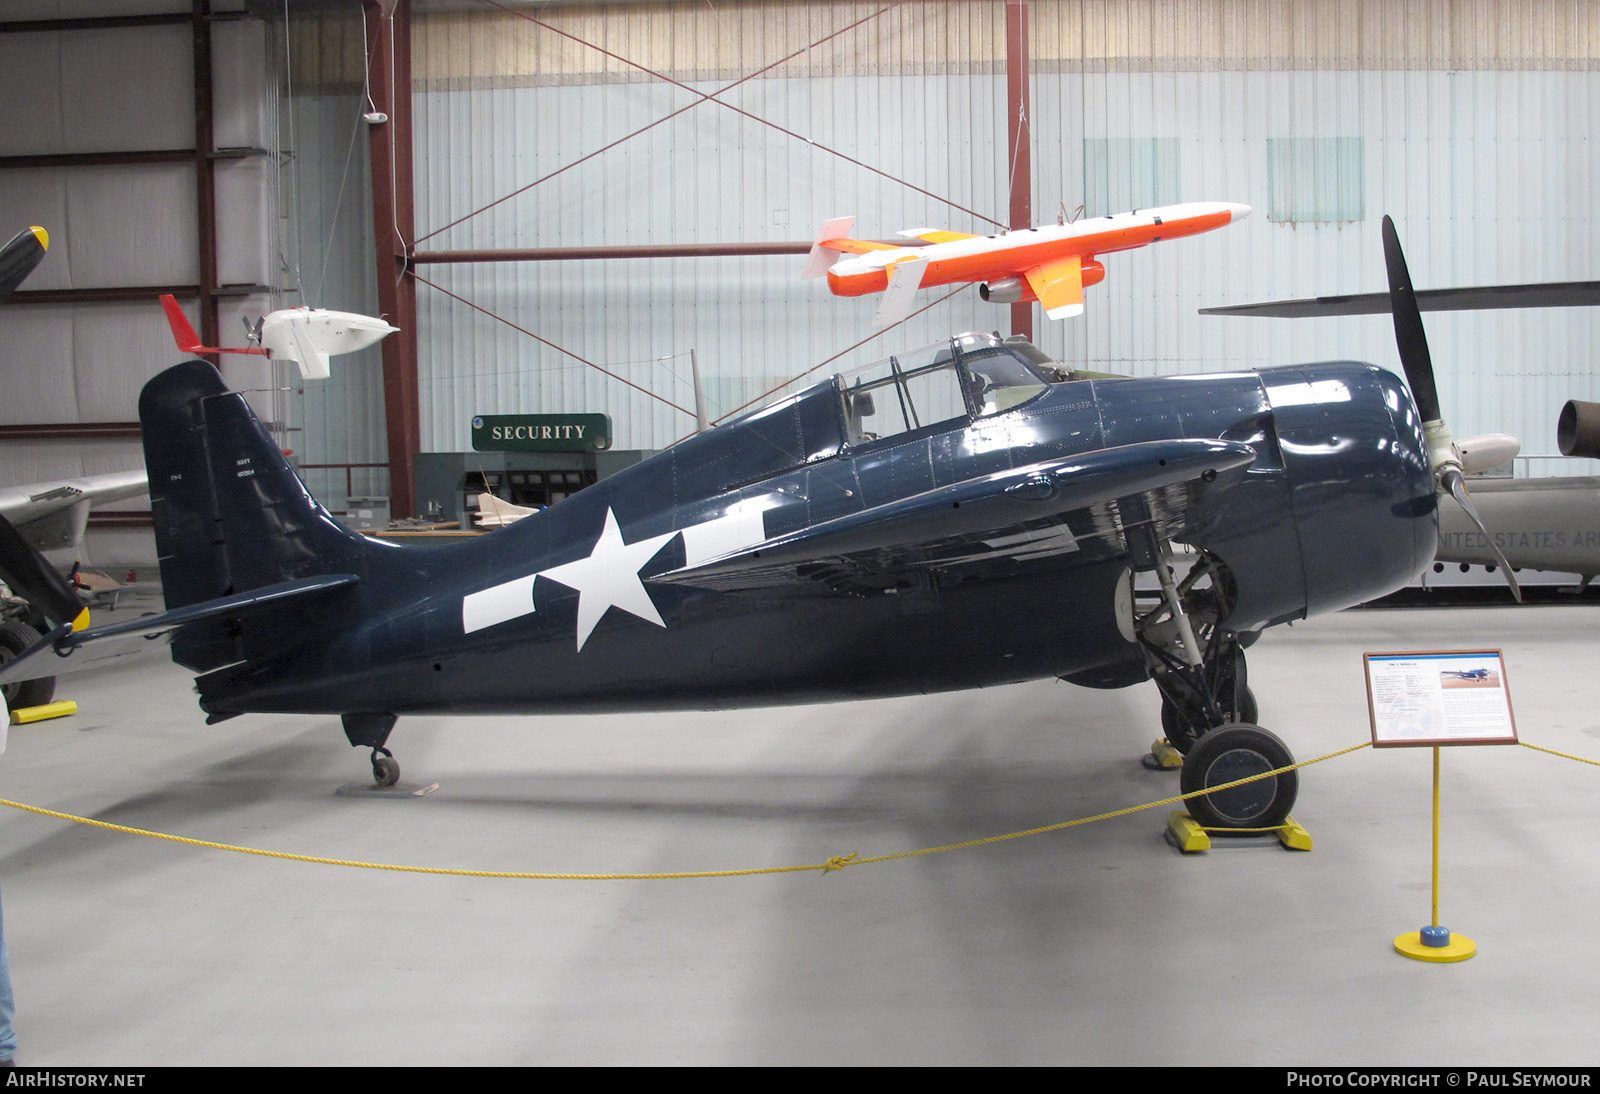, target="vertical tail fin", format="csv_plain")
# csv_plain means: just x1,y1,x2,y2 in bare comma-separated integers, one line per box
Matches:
802,216,855,279
159,293,205,354
140,360,371,609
